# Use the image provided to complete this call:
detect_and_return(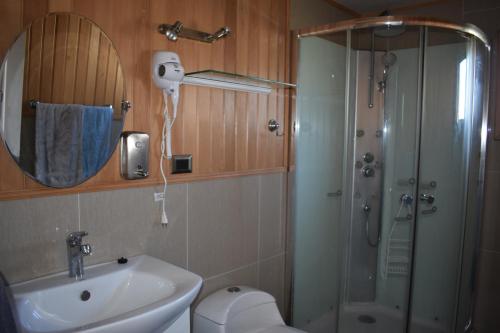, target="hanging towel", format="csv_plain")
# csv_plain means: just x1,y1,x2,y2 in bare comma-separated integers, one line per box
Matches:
35,103,85,187
0,272,18,333
81,106,113,178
